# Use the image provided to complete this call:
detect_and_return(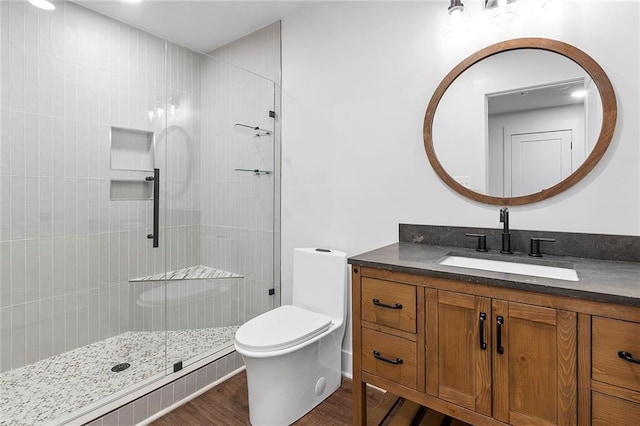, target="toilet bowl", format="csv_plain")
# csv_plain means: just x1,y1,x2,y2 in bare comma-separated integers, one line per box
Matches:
234,248,347,425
